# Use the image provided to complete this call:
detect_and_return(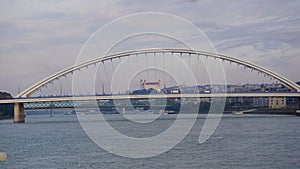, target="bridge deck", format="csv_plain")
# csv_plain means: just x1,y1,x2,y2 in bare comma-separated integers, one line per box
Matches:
1,93,300,104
